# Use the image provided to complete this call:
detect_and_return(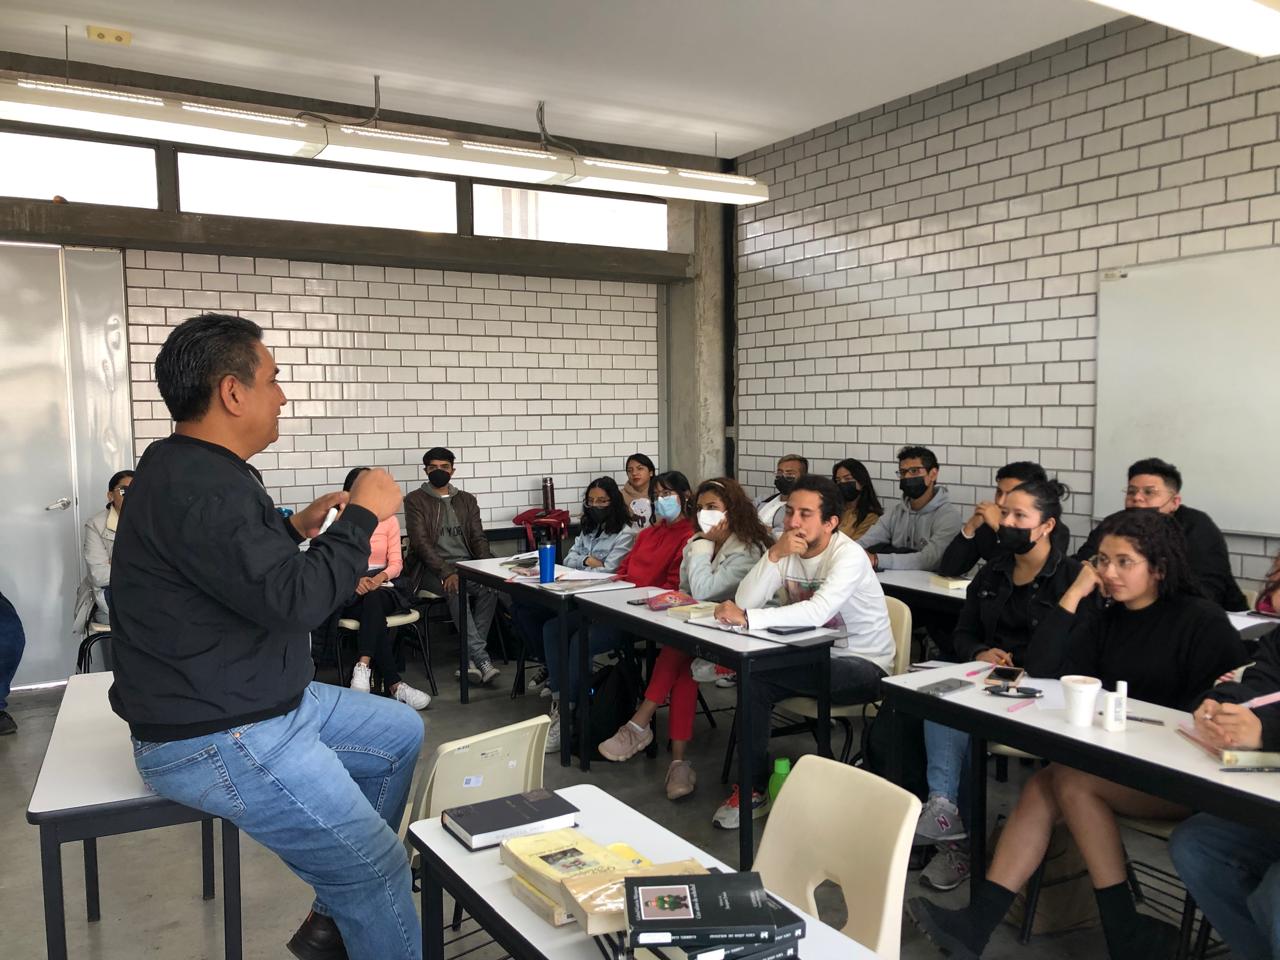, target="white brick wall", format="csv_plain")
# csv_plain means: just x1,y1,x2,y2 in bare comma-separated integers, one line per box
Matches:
124,251,660,524
735,18,1279,589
